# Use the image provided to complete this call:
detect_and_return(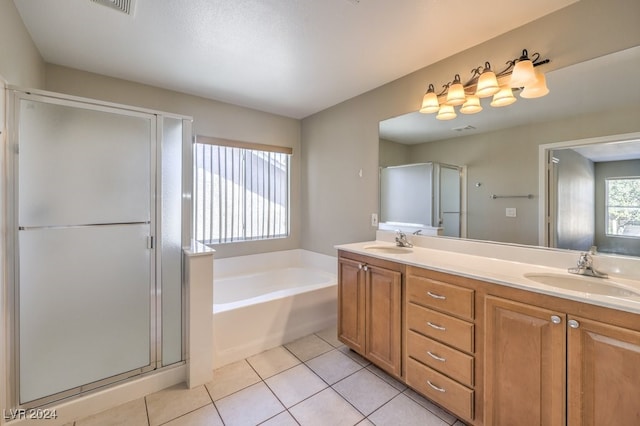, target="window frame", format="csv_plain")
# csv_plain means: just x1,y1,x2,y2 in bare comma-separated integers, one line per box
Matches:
194,135,292,245
604,176,640,238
